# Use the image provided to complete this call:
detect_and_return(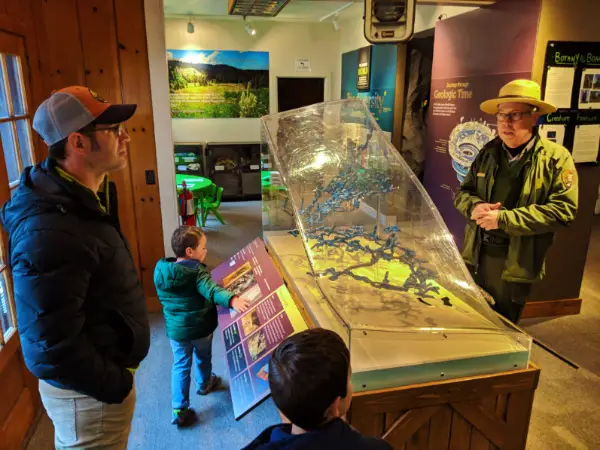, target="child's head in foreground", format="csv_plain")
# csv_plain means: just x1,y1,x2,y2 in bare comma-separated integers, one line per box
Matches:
171,225,207,262
268,328,352,431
